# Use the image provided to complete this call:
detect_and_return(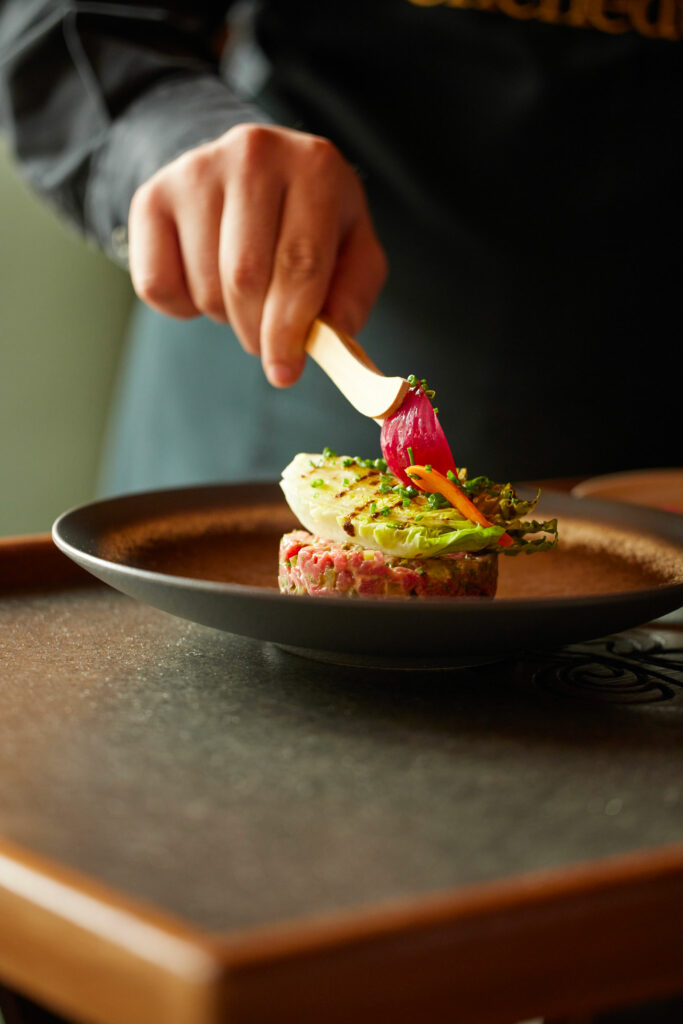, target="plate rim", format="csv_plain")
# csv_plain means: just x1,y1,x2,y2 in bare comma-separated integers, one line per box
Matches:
52,480,683,616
